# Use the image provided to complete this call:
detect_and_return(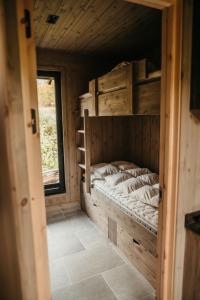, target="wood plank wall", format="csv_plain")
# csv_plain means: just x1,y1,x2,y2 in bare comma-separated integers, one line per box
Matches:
128,116,160,173
37,49,115,219
88,115,160,173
